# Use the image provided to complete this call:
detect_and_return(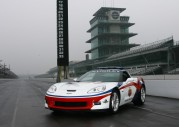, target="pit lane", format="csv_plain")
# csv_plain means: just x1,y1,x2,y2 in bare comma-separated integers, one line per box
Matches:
0,79,178,127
